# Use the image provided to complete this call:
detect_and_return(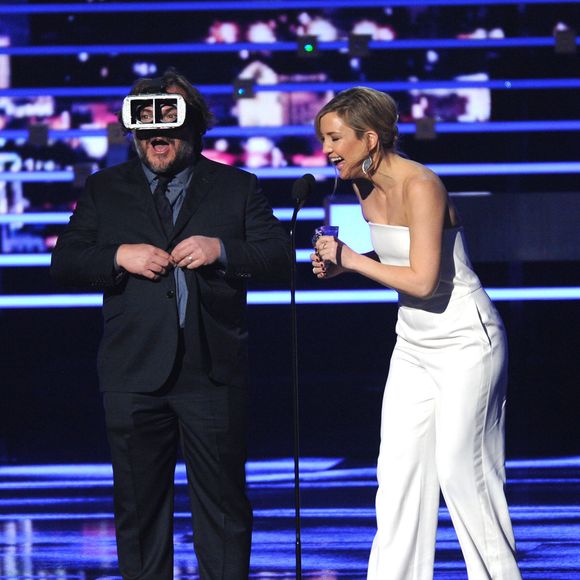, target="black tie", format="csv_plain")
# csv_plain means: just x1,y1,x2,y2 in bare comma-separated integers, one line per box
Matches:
153,174,174,237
